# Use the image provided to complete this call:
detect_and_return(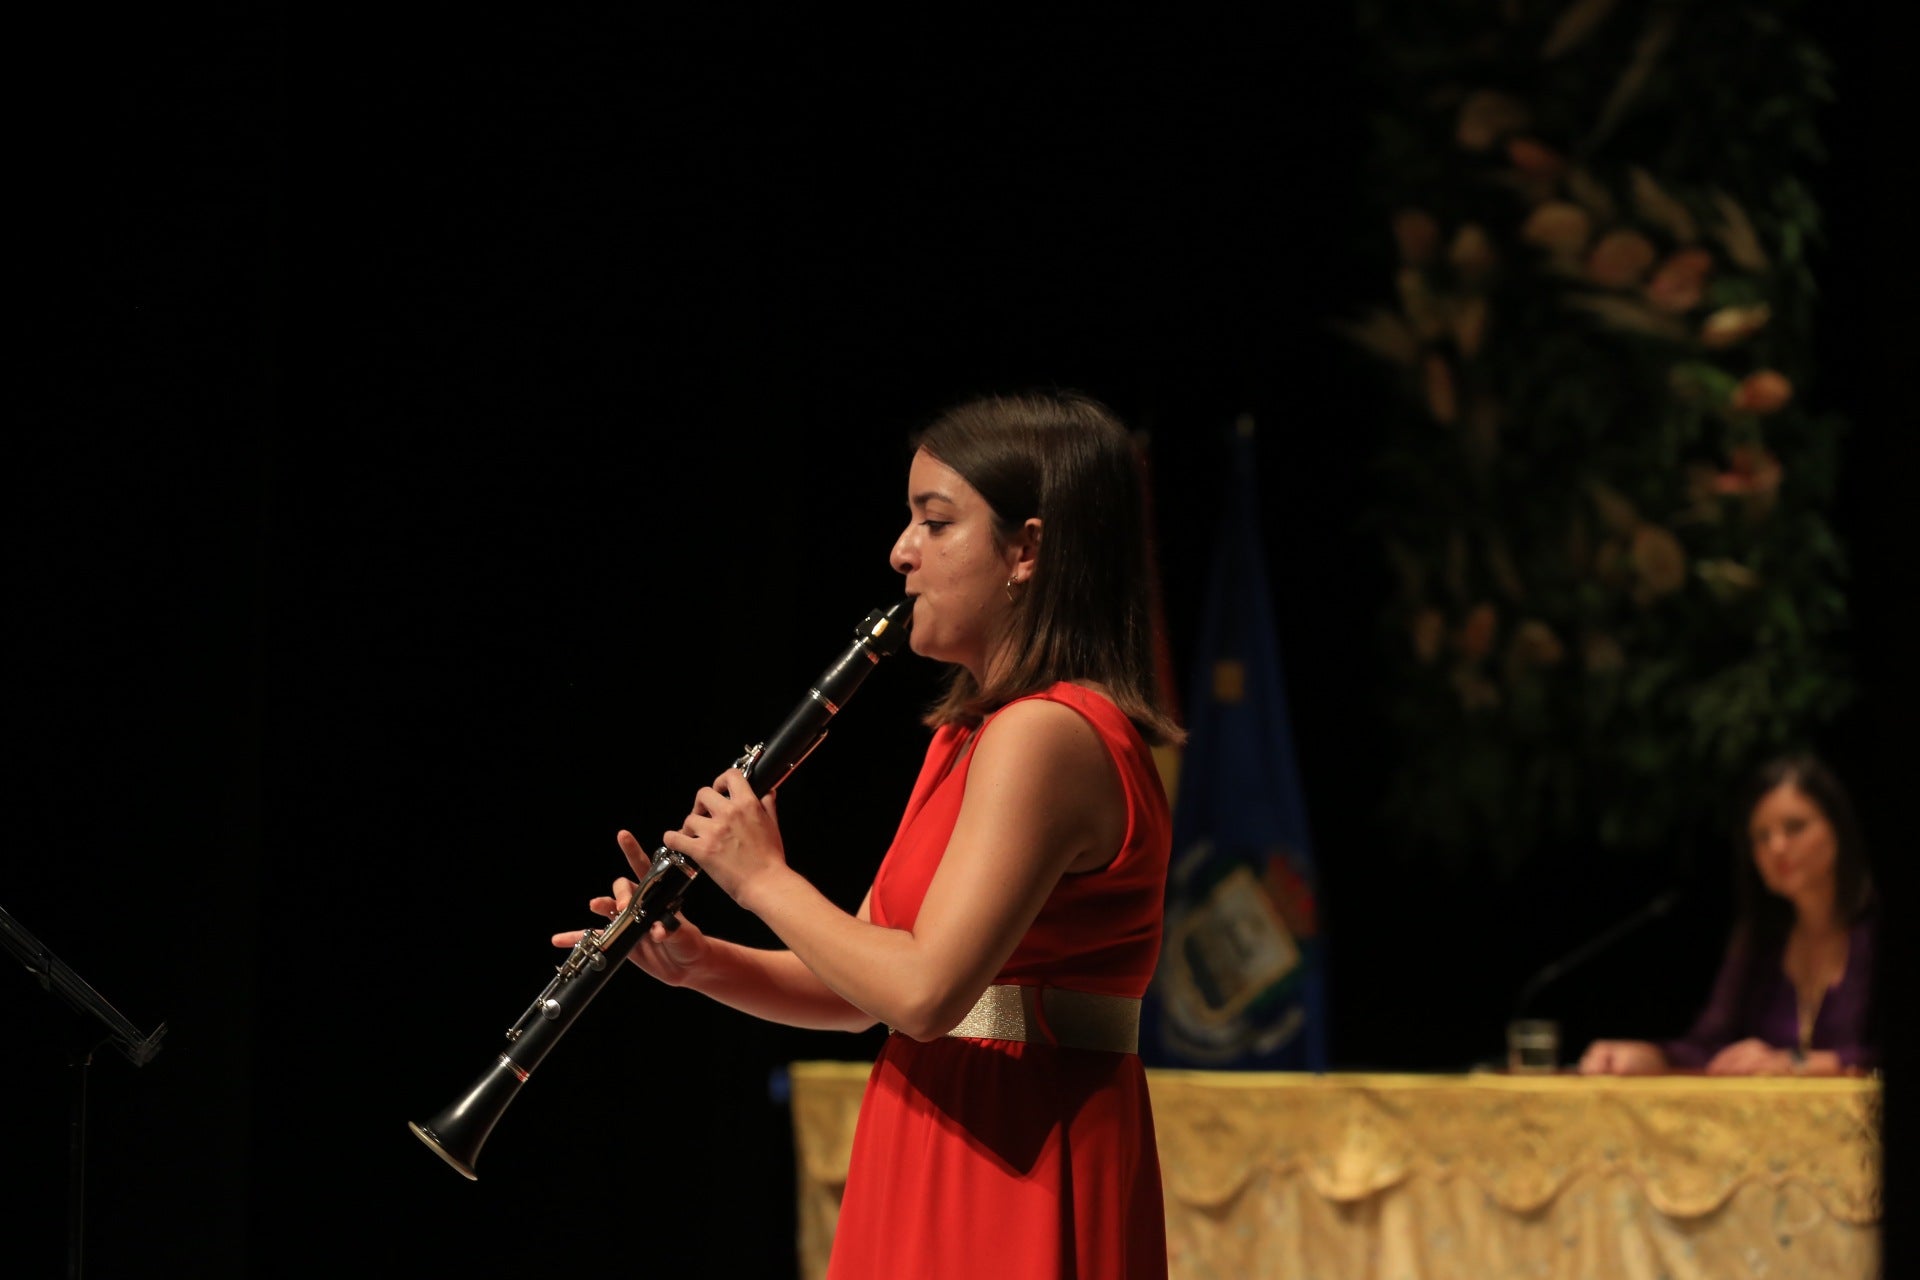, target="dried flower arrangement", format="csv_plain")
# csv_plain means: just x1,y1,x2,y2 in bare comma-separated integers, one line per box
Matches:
1344,0,1852,870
